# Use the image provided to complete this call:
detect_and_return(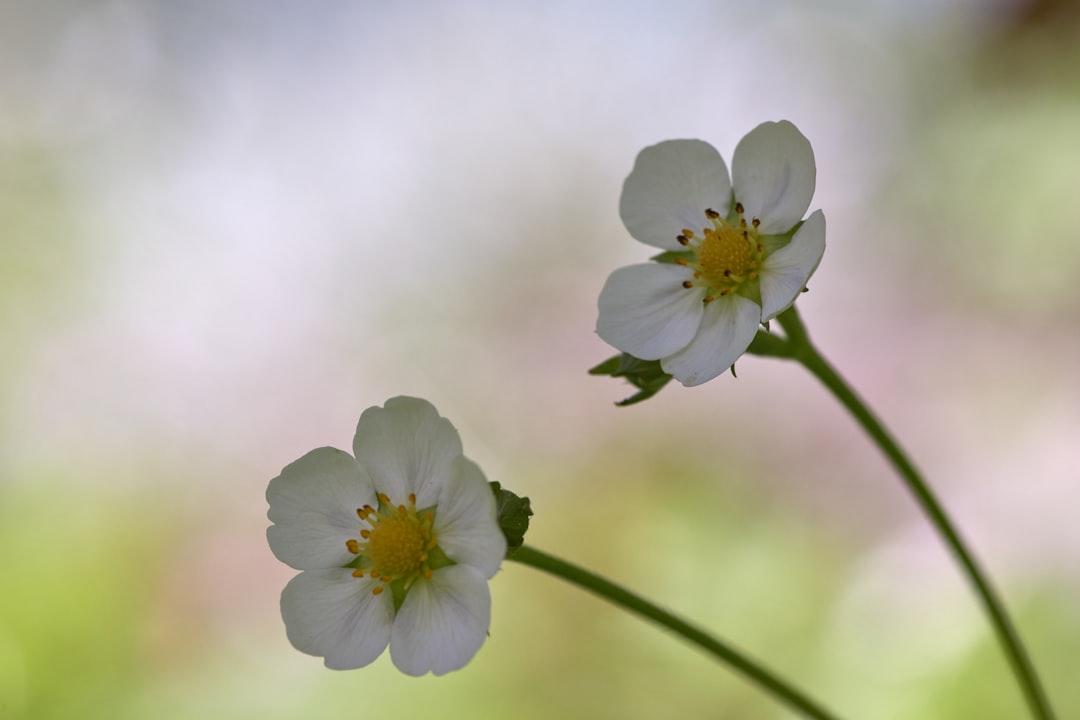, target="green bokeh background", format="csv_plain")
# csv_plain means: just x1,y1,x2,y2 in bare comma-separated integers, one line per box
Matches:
2,2,1078,718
